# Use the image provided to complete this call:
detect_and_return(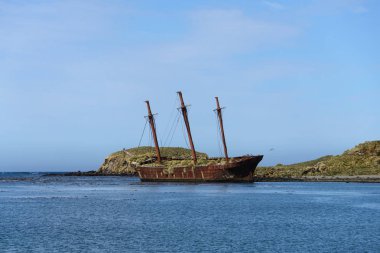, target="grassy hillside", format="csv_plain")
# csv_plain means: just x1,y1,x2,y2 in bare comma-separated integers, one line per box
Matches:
98,141,380,177
255,141,380,178
98,146,208,175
